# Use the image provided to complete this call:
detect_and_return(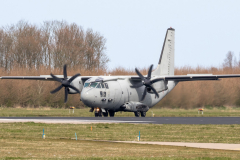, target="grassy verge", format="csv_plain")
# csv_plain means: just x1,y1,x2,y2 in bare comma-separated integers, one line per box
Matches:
1,107,240,117
1,123,240,159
